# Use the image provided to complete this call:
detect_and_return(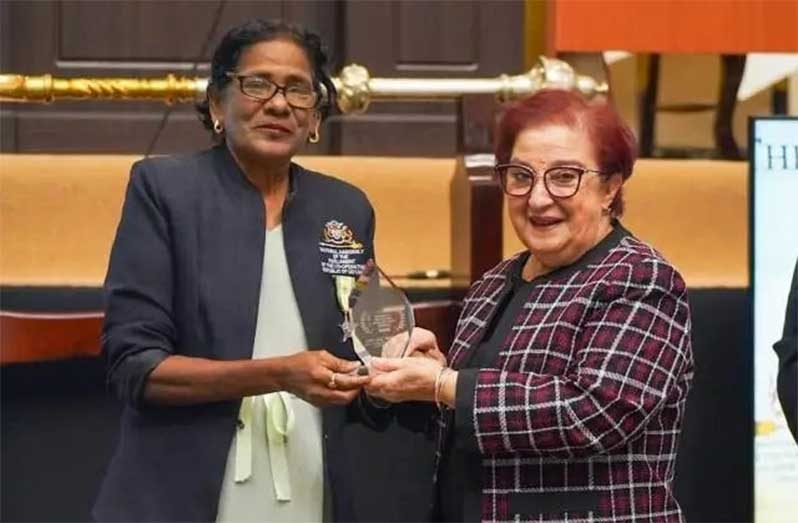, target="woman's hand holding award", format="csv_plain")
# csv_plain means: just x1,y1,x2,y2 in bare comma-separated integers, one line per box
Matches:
341,261,415,369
